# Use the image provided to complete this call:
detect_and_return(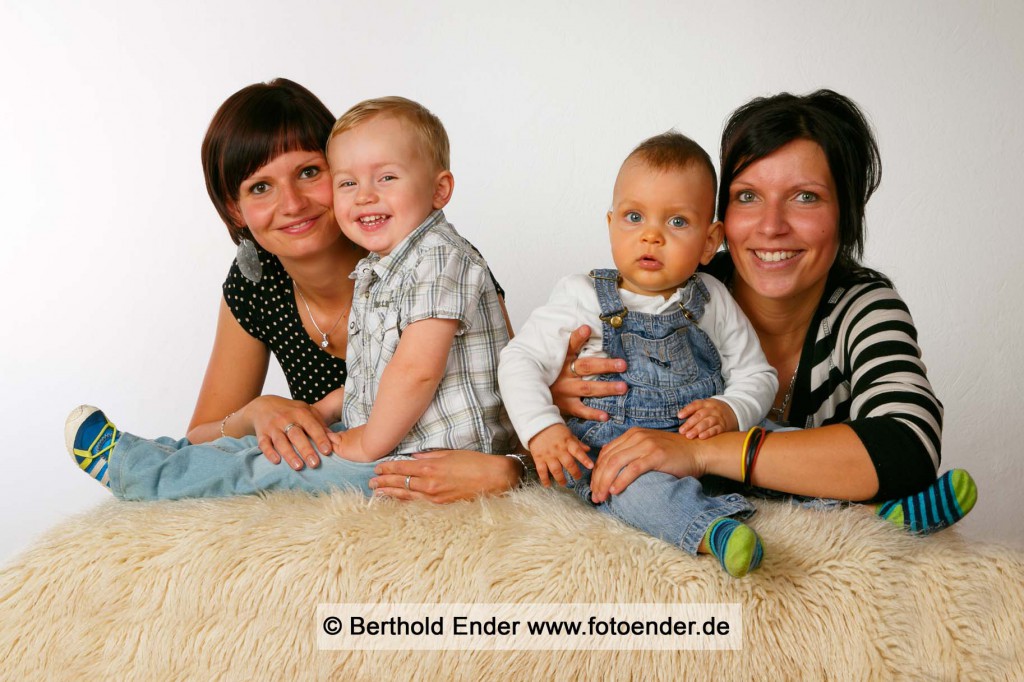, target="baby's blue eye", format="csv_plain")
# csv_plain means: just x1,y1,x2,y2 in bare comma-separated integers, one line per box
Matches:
380,174,397,182
337,180,356,189
625,211,642,223
669,216,688,228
